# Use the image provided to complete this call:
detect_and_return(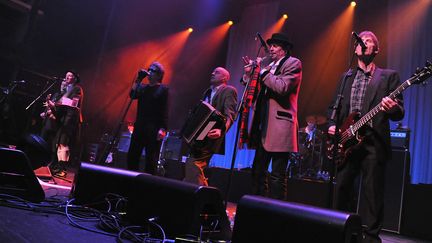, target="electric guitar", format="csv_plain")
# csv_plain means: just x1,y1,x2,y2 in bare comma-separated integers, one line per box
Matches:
40,94,56,121
328,61,432,167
